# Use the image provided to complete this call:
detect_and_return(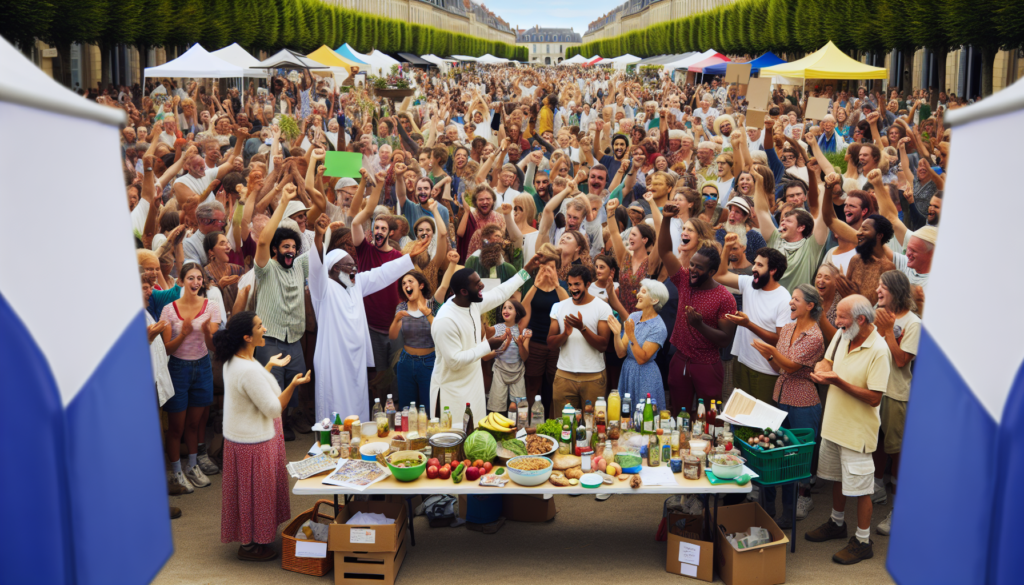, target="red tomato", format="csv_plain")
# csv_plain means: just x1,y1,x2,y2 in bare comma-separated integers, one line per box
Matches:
473,459,484,469
438,467,451,480
482,462,493,473
426,466,439,479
